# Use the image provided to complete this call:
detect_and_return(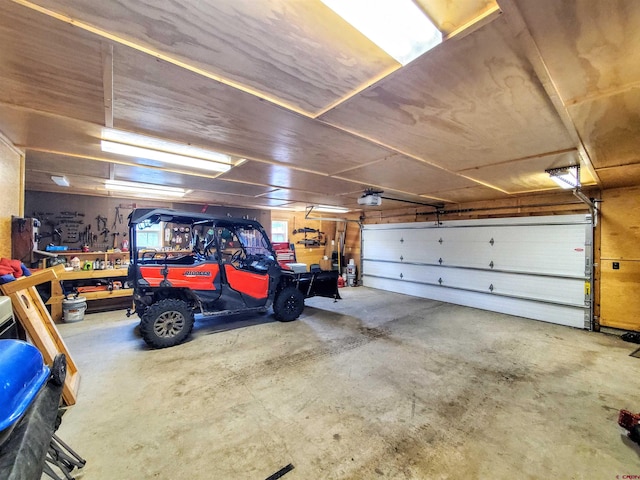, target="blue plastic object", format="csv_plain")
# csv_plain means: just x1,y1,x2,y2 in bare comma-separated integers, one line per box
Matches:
0,340,50,432
45,245,68,252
